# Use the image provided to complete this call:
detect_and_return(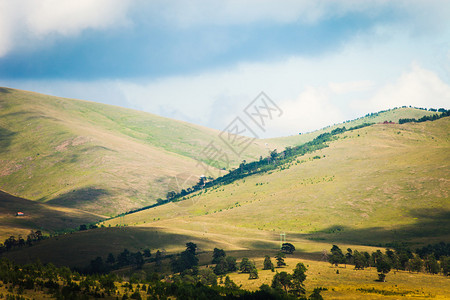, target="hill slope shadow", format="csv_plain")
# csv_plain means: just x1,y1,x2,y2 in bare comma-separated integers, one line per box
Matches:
0,127,16,153
0,190,101,237
302,208,450,246
46,187,110,208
